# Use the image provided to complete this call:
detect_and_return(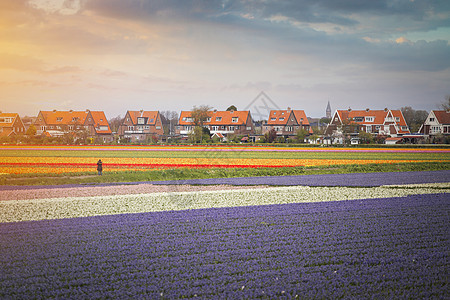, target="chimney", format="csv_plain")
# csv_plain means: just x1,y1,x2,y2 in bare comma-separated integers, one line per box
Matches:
348,108,352,112
86,109,90,113
69,110,73,113
140,109,144,117
384,107,388,112
366,108,370,112
287,107,291,111
53,109,57,113
214,109,217,113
